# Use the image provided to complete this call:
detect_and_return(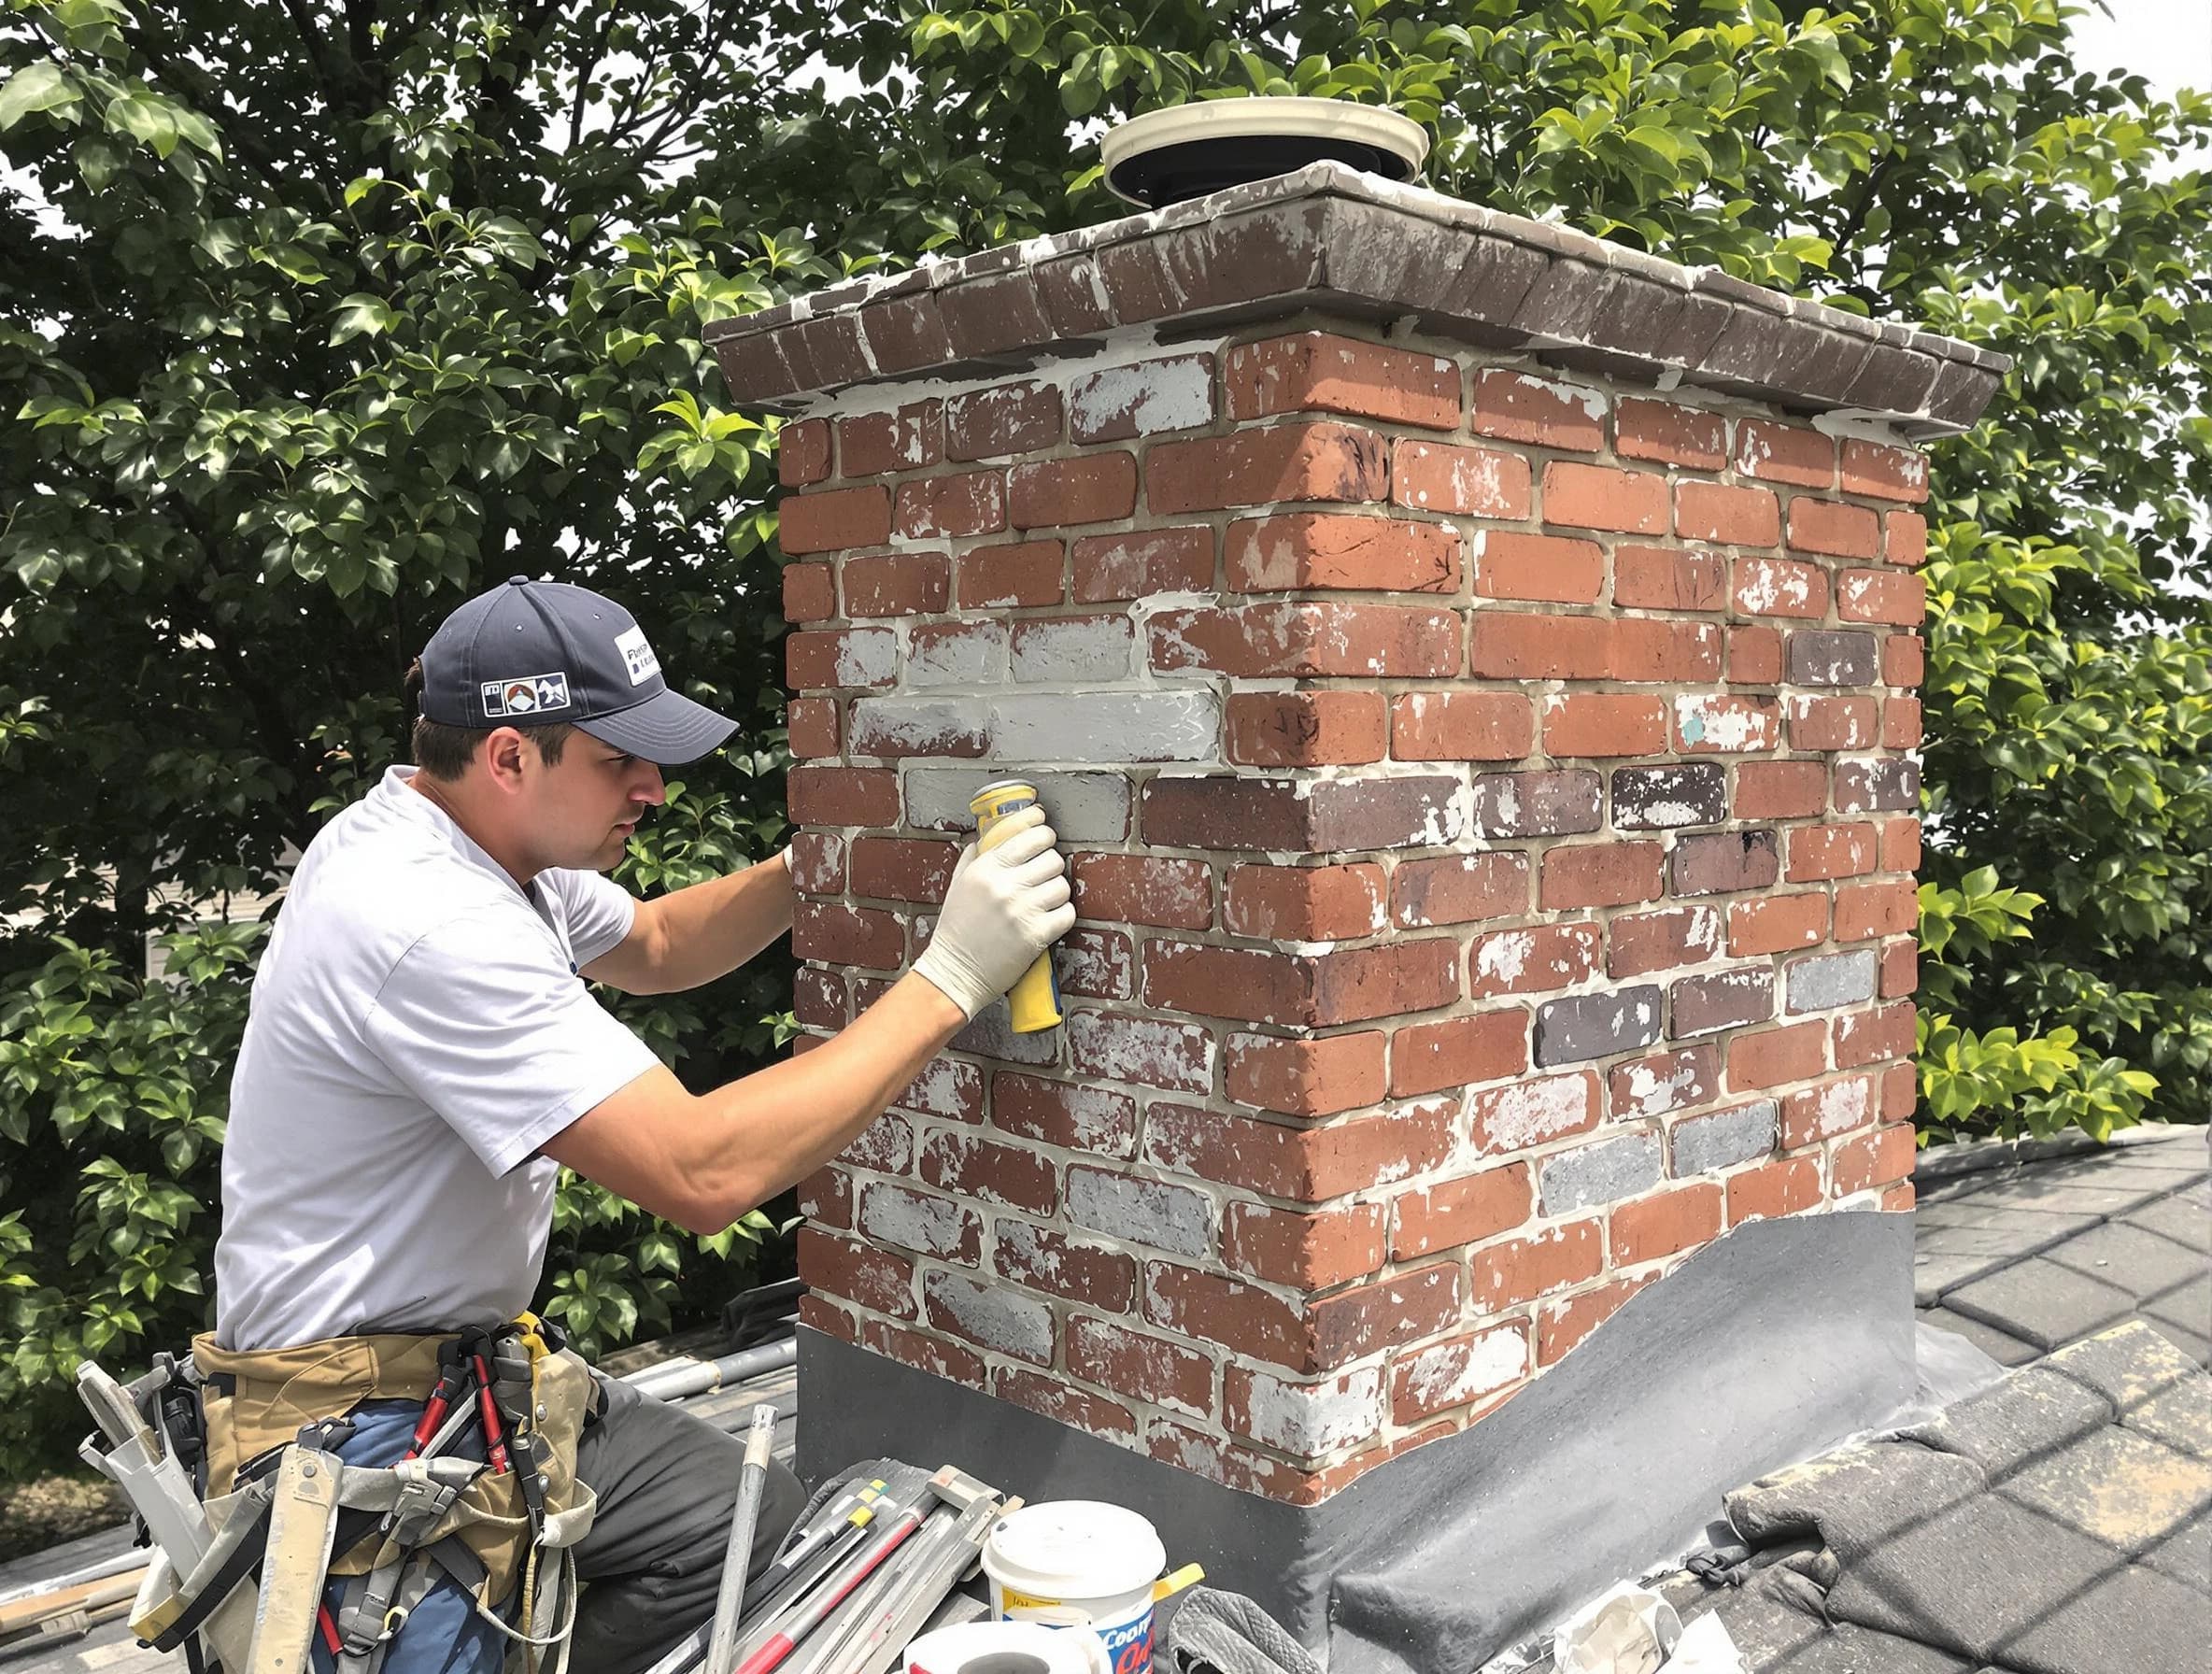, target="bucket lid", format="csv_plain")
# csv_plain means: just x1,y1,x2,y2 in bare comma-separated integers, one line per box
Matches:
982,1501,1167,1601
